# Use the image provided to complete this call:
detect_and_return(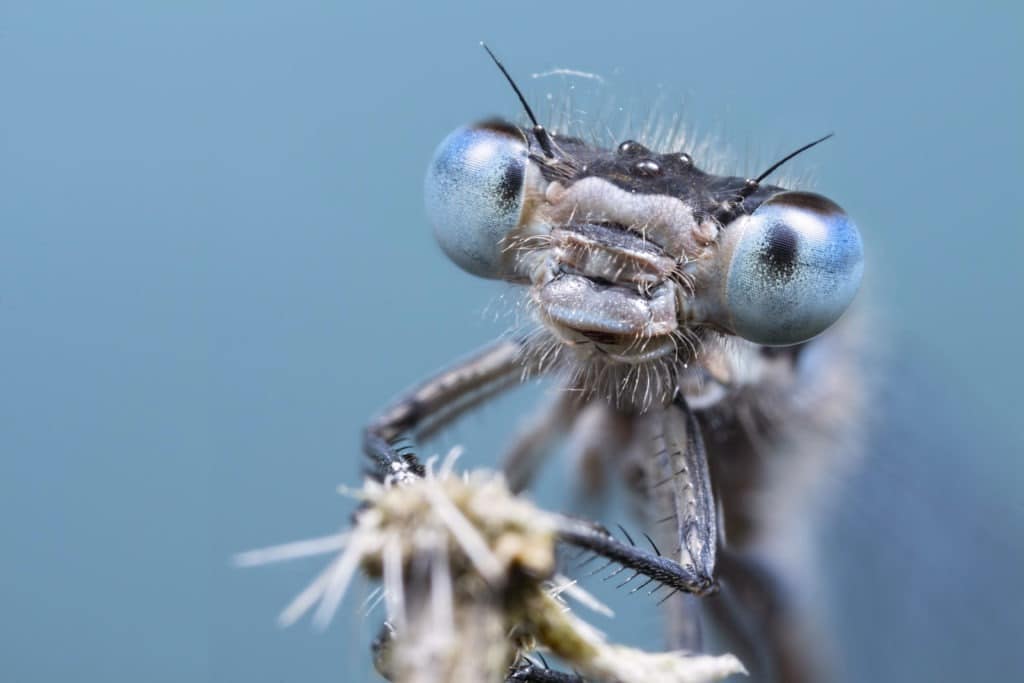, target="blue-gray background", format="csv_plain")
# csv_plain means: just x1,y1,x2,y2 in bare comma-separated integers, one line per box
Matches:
2,2,1021,681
